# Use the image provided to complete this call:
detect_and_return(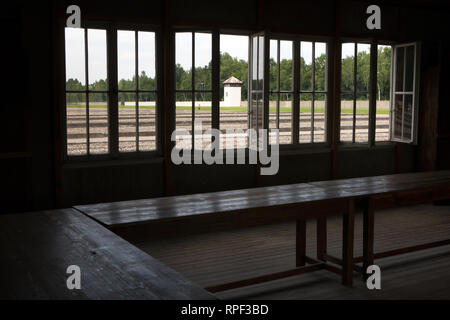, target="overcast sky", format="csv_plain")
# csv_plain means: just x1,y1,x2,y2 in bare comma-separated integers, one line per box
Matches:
66,28,370,84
